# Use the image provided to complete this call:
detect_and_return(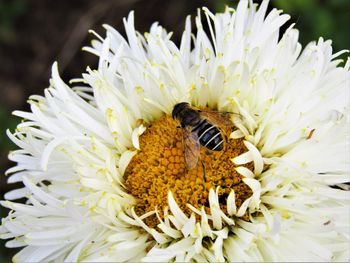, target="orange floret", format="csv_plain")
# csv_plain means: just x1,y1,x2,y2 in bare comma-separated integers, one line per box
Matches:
124,115,253,228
